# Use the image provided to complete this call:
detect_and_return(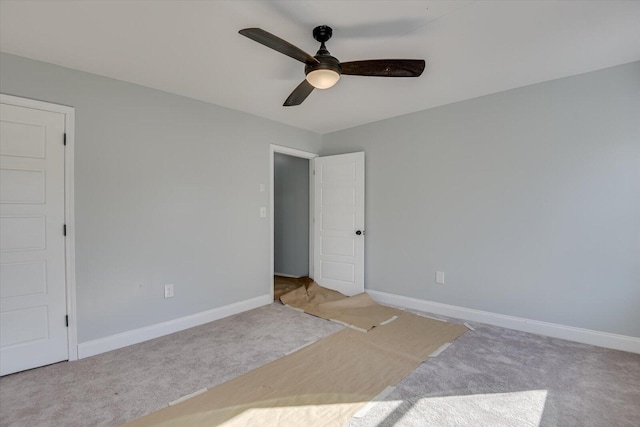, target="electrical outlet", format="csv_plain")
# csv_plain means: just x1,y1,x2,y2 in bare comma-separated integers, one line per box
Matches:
259,207,267,218
435,271,445,285
164,283,174,298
